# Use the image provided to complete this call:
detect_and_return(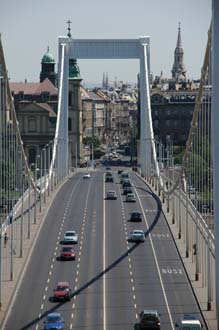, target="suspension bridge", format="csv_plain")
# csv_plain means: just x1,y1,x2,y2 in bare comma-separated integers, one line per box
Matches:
0,2,218,330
